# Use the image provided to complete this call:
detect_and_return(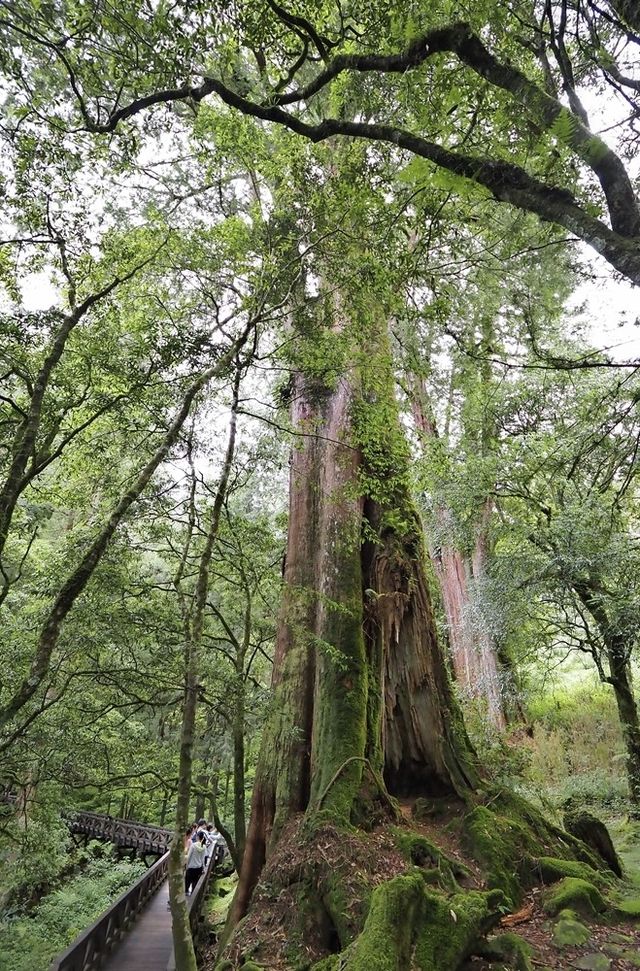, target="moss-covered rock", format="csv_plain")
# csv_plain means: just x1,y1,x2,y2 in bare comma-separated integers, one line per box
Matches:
542,877,606,917
563,809,623,877
534,856,607,887
314,871,506,970
552,909,591,947
394,830,441,867
476,932,534,970
572,955,611,971
613,896,640,918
